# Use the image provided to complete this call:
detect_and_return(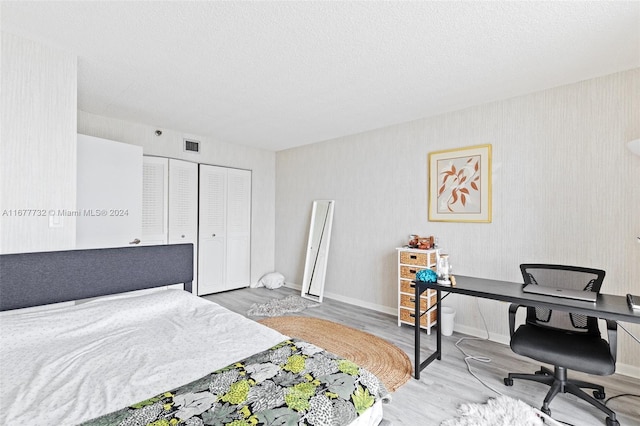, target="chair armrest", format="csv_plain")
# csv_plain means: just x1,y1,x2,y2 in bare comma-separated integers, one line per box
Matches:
508,303,522,336
605,319,617,363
